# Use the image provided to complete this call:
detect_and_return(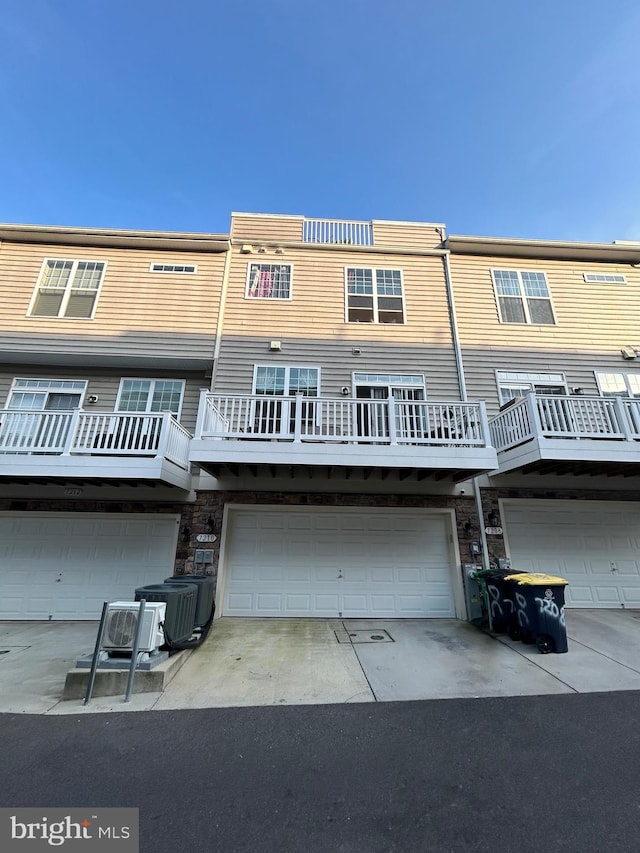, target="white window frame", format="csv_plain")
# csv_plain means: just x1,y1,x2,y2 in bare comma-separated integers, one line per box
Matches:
149,263,197,274
595,371,640,398
115,378,186,417
495,371,567,406
251,365,321,396
583,273,626,284
352,373,425,395
27,258,107,320
6,378,88,409
344,267,406,324
491,269,556,326
245,263,293,300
